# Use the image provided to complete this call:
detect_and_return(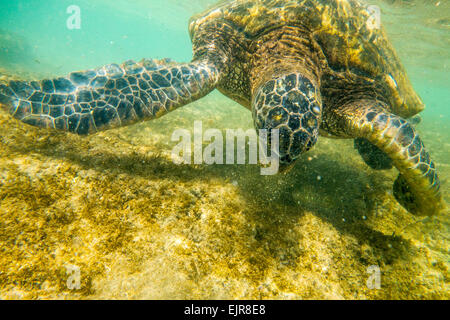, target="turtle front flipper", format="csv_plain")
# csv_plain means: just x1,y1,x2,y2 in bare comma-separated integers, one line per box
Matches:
354,113,425,170
324,100,445,216
0,58,221,135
